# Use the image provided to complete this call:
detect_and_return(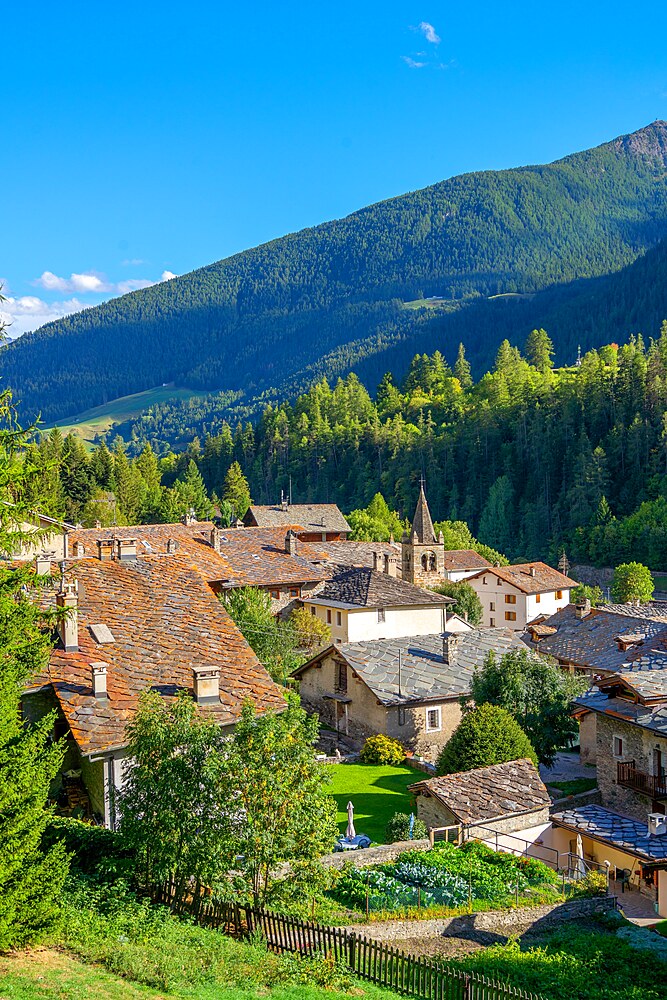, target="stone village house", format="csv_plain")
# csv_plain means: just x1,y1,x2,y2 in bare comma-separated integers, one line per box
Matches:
293,628,526,762
465,562,575,631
